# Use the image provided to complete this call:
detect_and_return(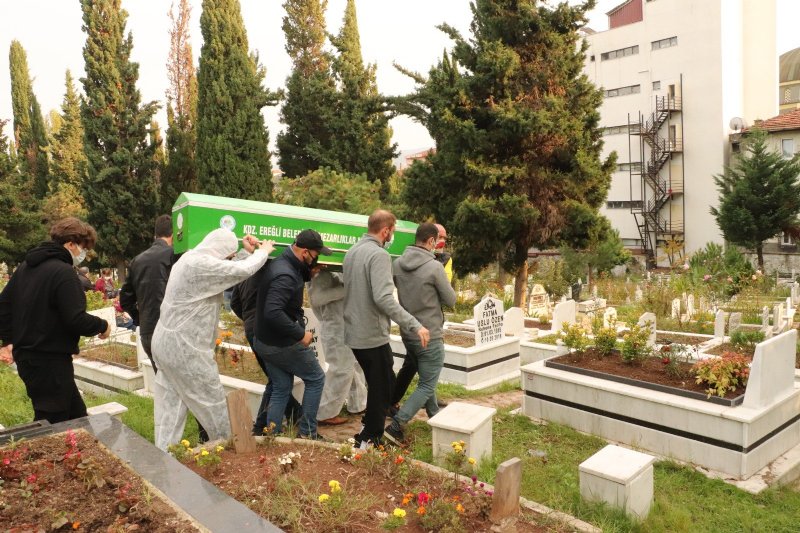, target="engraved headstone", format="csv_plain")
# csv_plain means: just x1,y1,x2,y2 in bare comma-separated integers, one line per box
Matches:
714,310,725,339
637,312,657,347
303,307,326,368
527,284,548,318
762,306,770,328
474,296,505,346
503,307,525,337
